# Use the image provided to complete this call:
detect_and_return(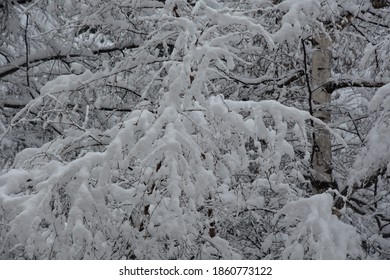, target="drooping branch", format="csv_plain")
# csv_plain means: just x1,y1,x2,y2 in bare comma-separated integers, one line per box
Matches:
215,65,304,88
